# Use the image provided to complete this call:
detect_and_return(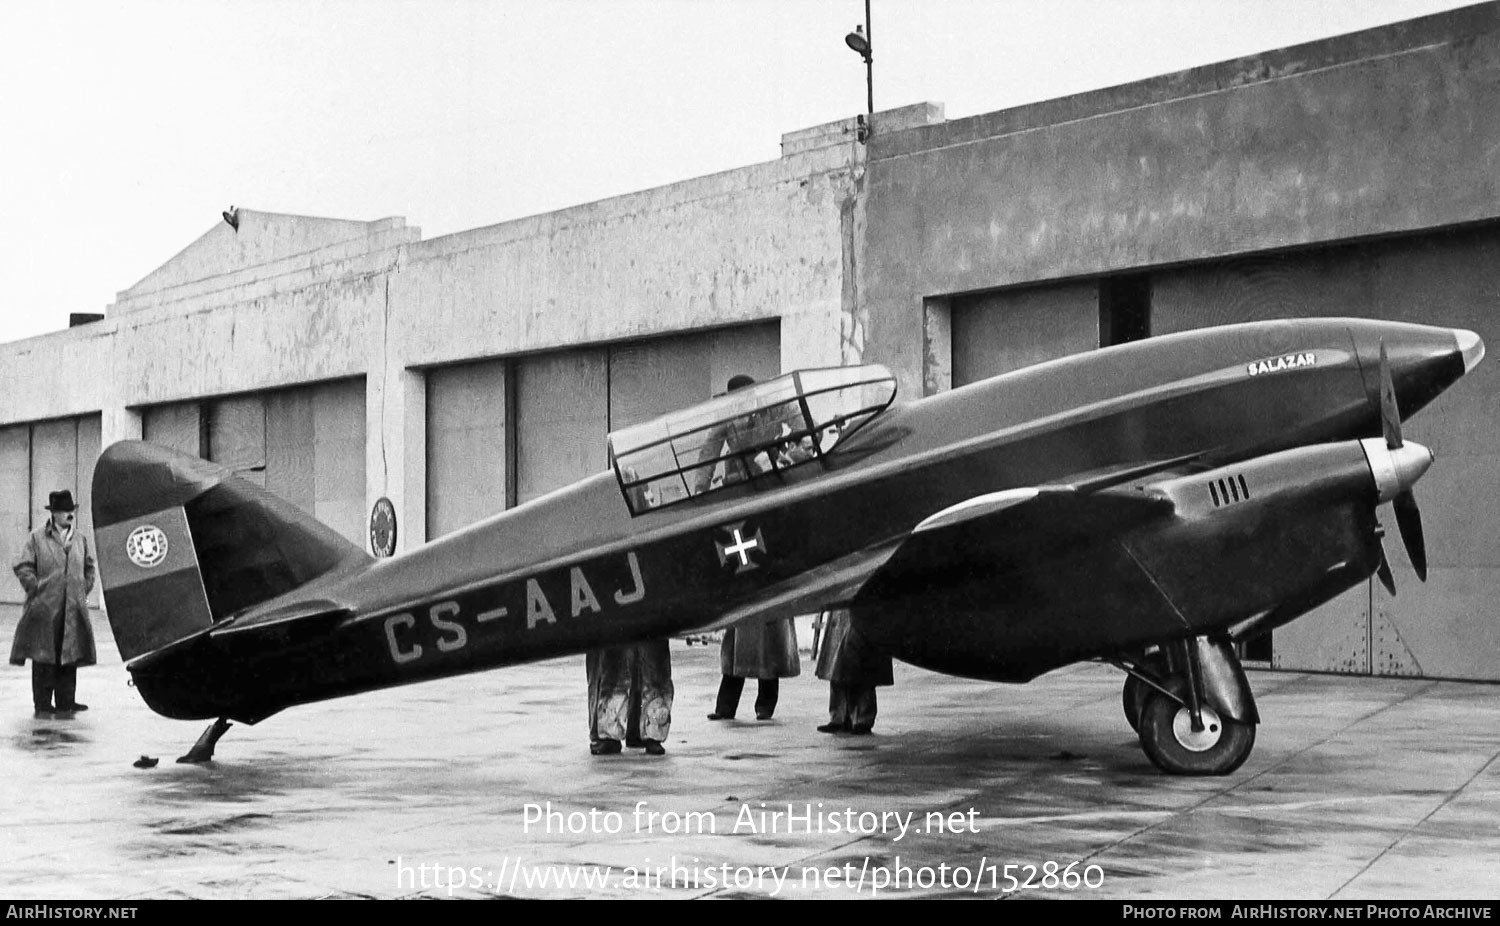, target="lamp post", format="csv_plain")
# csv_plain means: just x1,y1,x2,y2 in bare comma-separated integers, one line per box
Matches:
844,0,872,142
